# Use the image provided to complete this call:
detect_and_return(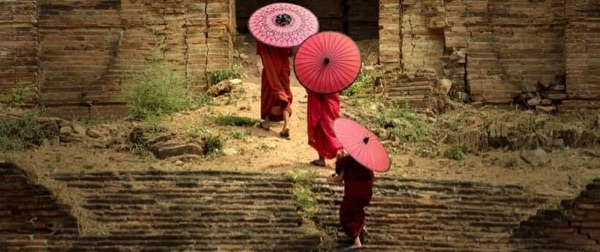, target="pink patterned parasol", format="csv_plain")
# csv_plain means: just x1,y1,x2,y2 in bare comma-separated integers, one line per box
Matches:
248,3,319,48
